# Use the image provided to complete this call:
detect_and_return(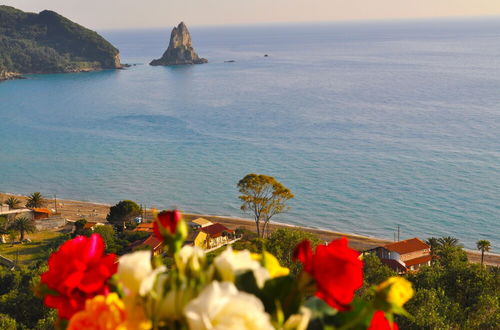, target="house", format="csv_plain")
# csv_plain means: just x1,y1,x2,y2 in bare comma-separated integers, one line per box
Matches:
191,223,235,250
368,238,432,273
190,217,213,229
0,205,32,219
133,222,154,233
32,208,51,220
142,235,163,256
